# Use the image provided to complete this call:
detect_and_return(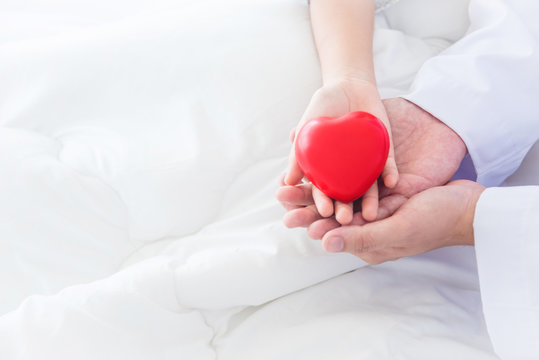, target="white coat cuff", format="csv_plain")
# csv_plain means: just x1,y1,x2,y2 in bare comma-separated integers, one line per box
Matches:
474,186,539,359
